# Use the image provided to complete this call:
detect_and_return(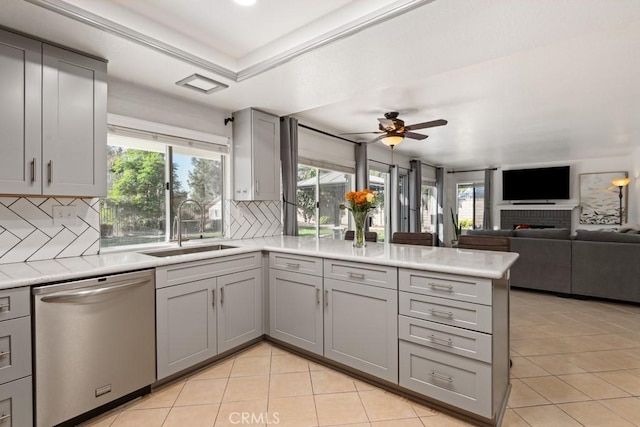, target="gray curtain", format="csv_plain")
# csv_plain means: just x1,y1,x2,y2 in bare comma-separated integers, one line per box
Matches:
355,143,368,190
409,159,422,232
435,167,444,246
483,168,493,230
280,116,298,235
